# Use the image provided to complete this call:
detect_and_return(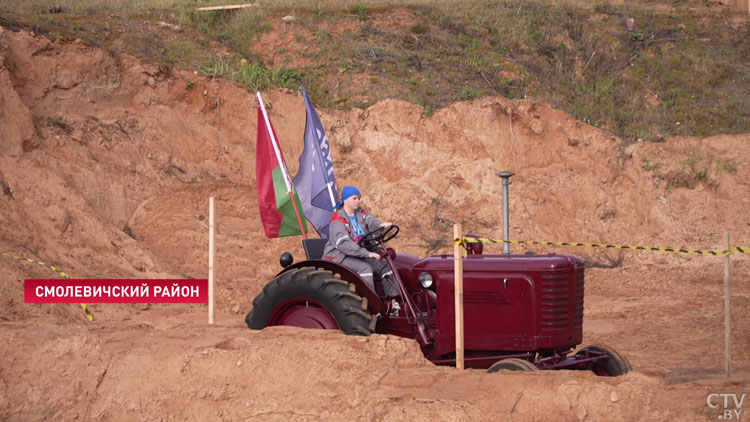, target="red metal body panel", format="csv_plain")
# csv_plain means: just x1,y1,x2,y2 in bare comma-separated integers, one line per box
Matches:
385,252,585,368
